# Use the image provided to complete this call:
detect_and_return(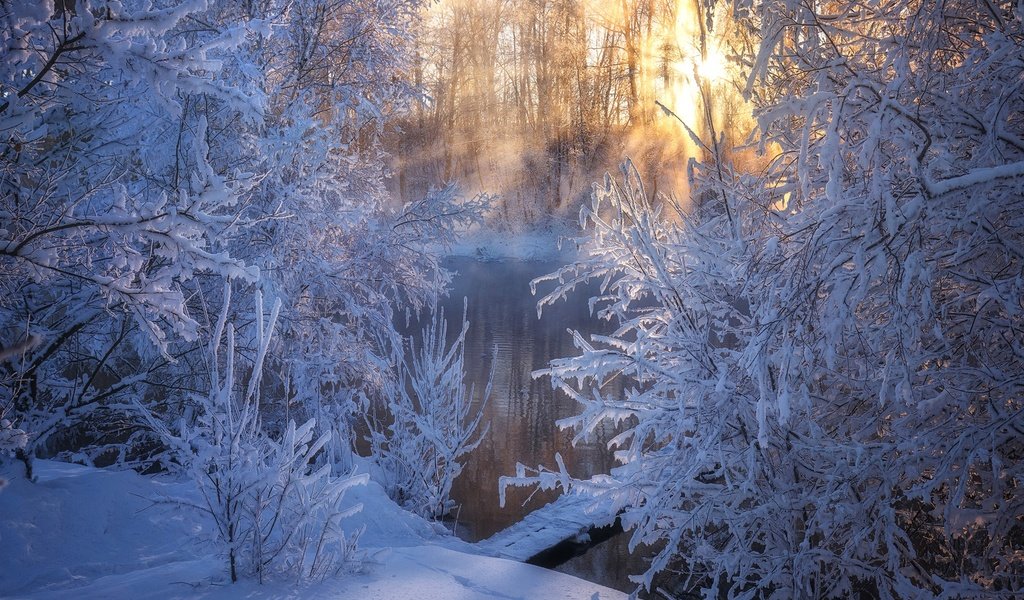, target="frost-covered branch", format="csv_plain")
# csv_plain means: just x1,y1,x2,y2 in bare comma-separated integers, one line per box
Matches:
137,290,367,583
368,299,493,520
